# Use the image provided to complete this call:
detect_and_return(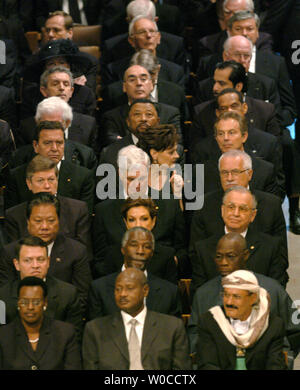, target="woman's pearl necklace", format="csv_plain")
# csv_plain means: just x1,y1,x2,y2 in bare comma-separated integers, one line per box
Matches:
28,337,39,343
